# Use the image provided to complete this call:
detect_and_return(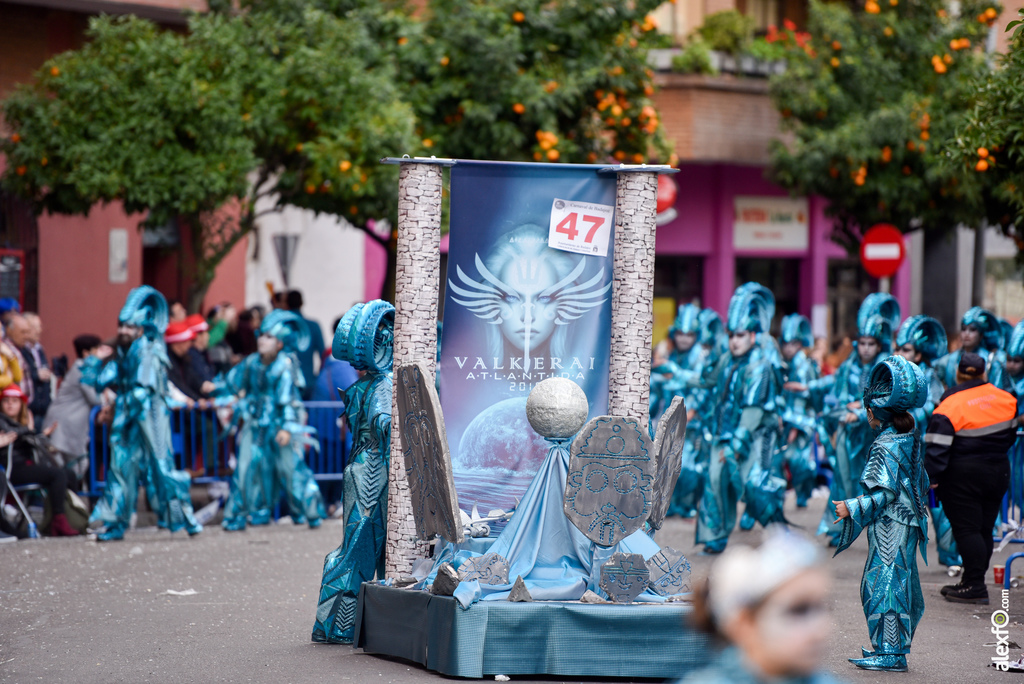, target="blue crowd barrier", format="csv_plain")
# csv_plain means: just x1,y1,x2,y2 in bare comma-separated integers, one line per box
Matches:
85,402,348,499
